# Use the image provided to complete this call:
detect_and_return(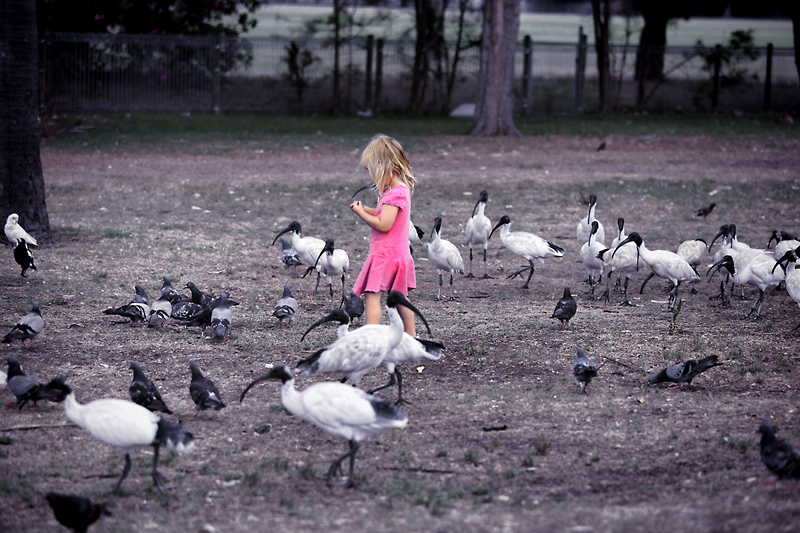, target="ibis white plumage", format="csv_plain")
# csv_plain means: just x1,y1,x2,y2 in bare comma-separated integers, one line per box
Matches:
576,194,605,246
272,221,325,293
707,253,785,318
598,235,643,306
464,189,493,279
427,217,465,301
580,221,605,298
62,381,194,494
773,248,800,330
313,238,350,309
240,365,408,488
489,215,564,290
